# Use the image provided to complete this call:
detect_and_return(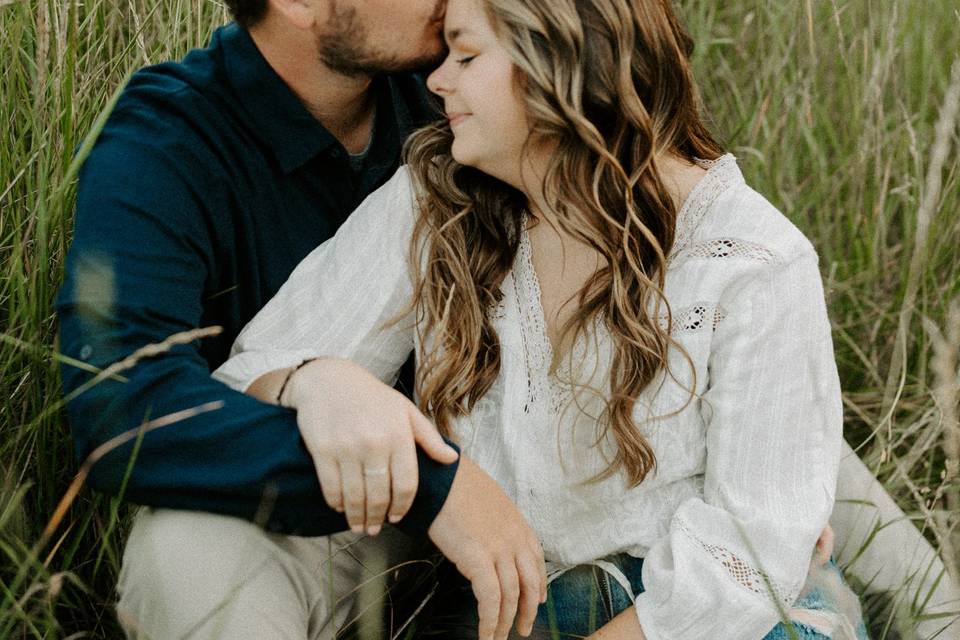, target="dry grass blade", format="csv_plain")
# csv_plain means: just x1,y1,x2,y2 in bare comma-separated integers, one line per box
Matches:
35,400,224,553
879,52,960,456
923,299,960,586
